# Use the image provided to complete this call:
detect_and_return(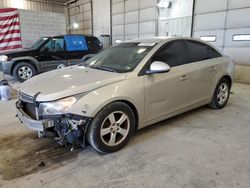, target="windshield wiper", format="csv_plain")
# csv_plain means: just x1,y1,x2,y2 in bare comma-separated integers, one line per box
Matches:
93,66,118,73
